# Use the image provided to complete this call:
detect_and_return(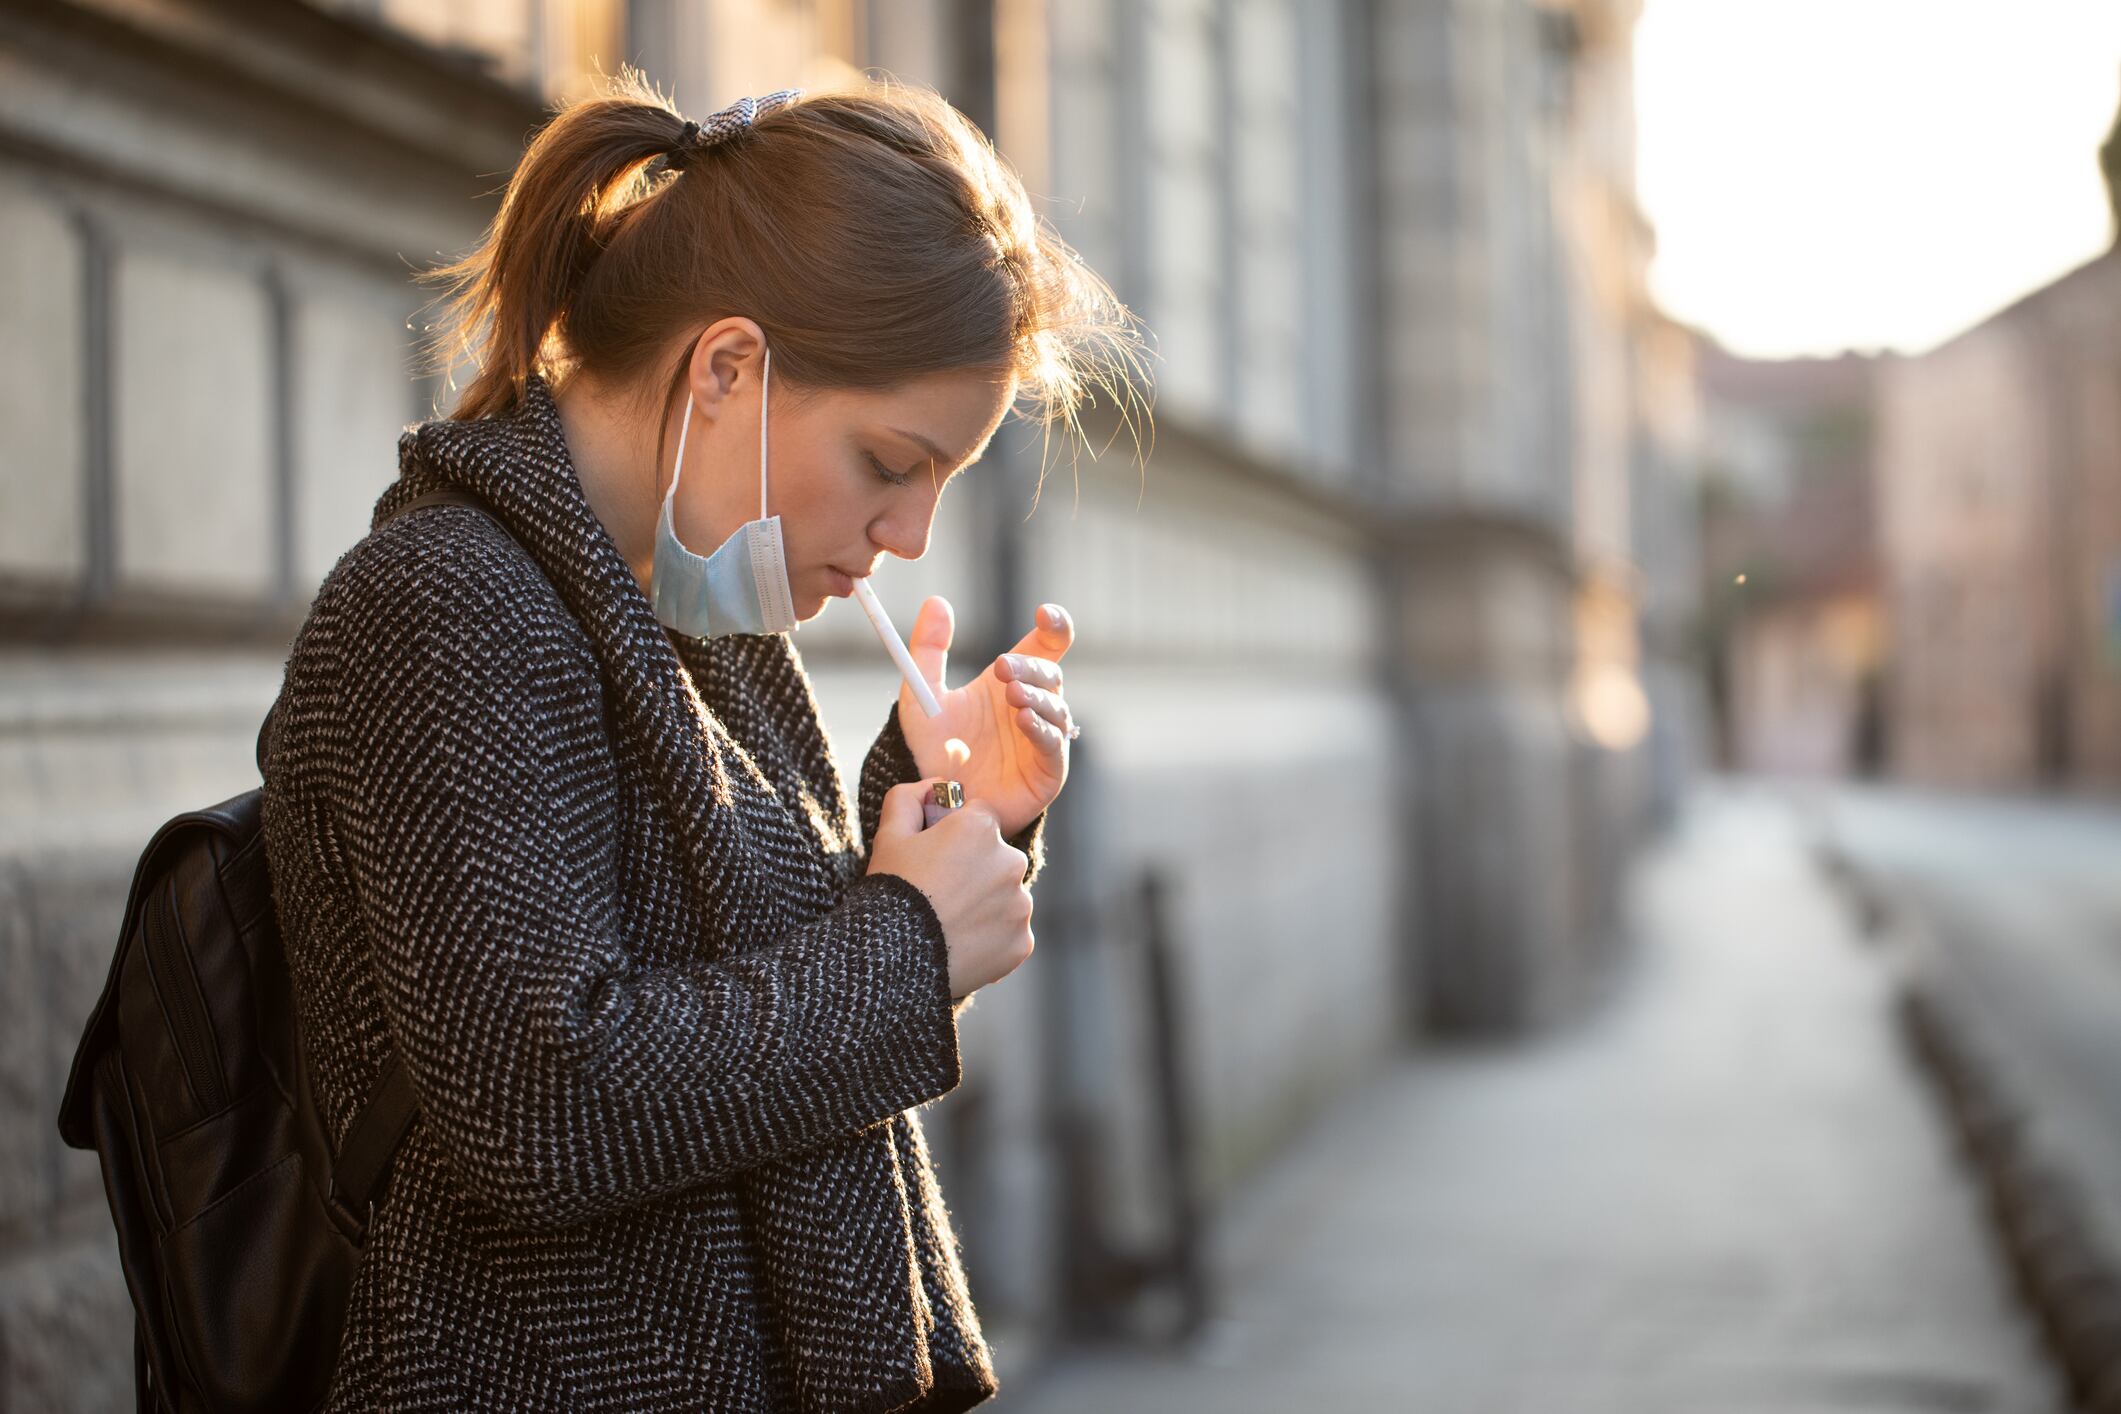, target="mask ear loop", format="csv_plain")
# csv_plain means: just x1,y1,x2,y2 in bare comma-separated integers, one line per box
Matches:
662,341,767,536
665,389,693,518
759,344,772,521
